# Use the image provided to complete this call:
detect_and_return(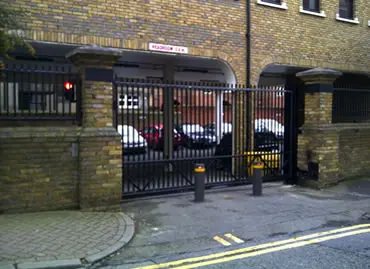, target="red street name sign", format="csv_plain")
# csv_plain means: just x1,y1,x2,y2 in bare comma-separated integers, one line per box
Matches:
149,43,188,54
